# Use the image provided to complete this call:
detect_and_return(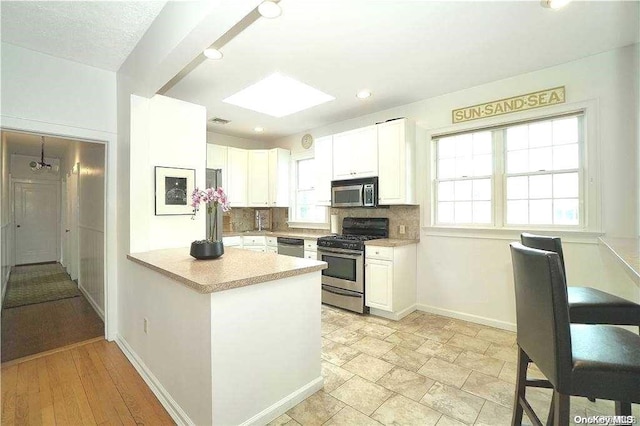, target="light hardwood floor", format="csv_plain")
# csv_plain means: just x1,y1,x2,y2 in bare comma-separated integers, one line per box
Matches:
1,339,175,425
